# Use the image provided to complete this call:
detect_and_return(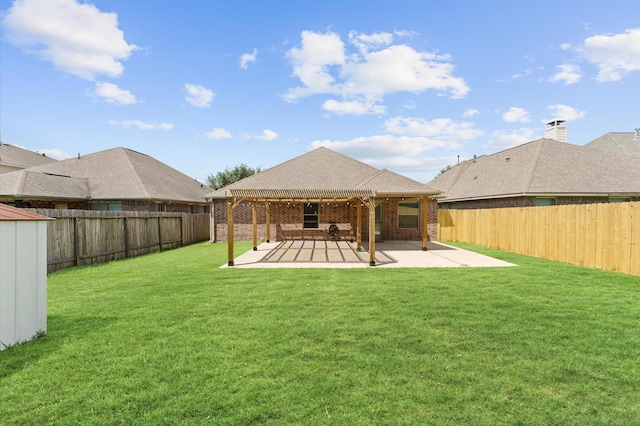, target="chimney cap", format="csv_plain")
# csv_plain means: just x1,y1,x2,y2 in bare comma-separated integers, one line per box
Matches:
546,119,565,127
